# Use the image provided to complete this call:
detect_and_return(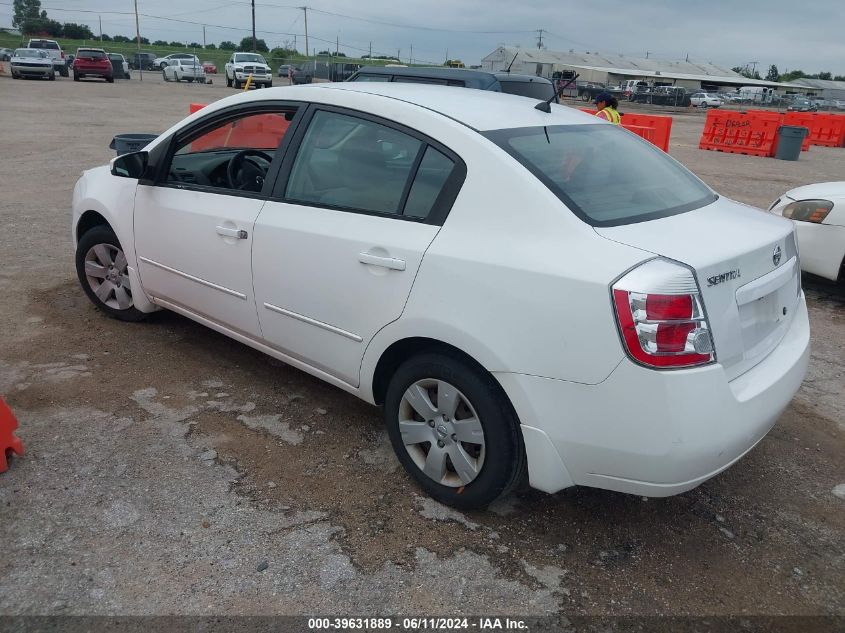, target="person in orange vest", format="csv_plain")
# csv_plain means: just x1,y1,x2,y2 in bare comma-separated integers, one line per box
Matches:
594,91,621,124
